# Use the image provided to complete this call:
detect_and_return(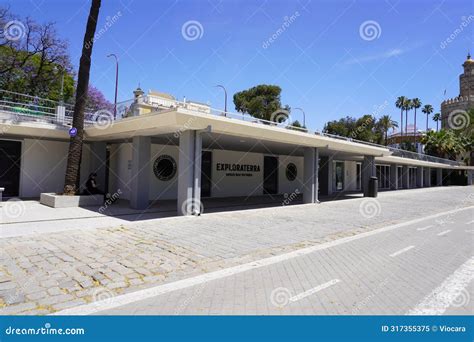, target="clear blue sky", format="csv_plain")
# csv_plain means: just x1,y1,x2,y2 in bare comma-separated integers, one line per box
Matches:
4,0,473,130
